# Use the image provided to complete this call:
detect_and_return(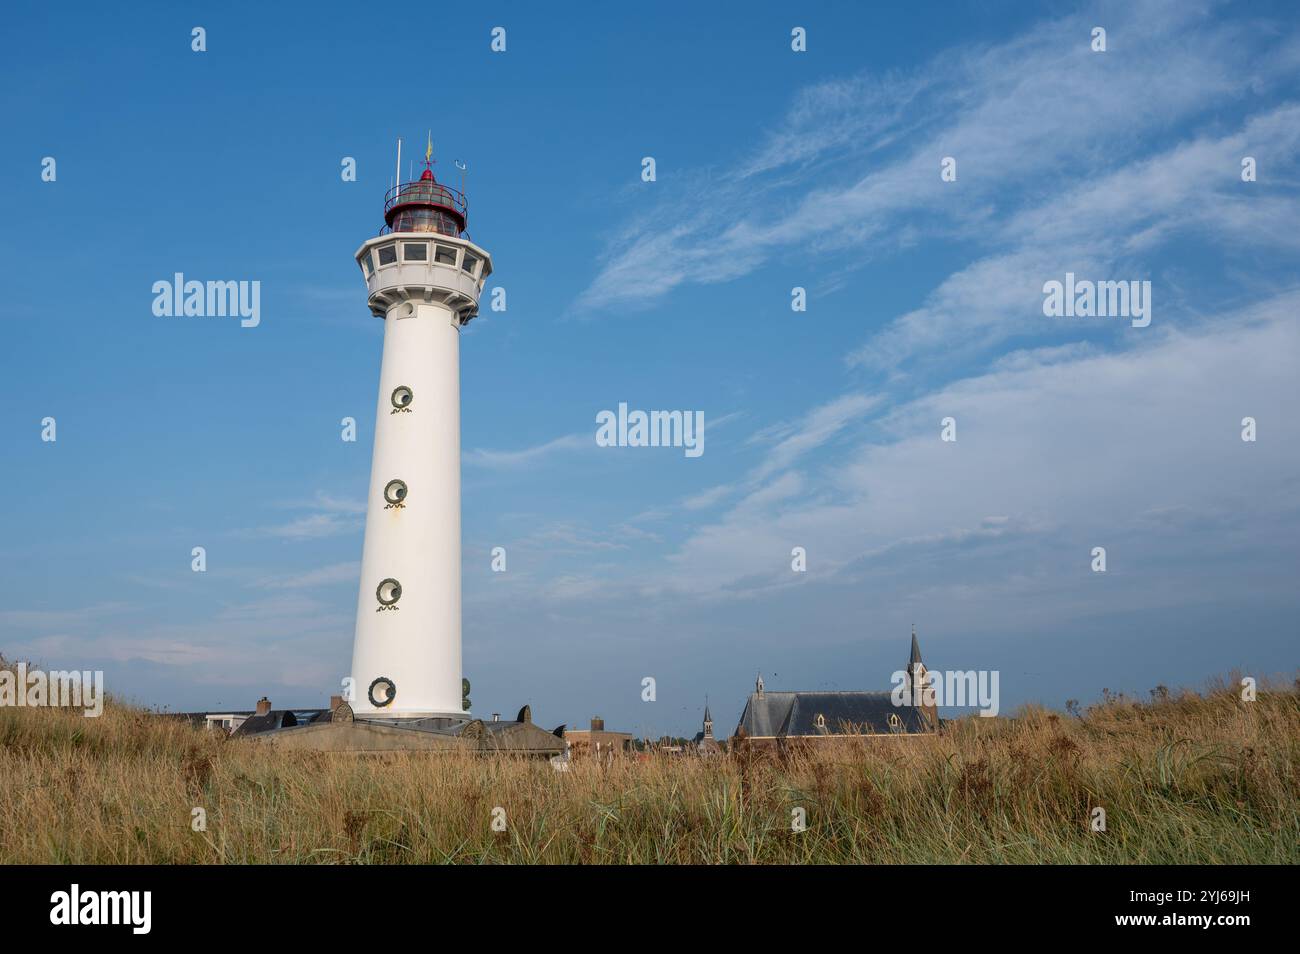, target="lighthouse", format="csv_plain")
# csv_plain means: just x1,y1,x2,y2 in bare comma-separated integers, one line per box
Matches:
241,142,560,753
348,141,492,719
